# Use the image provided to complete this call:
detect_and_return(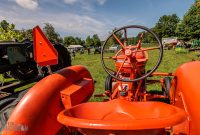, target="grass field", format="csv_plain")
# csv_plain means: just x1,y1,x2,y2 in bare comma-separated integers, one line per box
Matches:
72,49,200,100
0,49,199,100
